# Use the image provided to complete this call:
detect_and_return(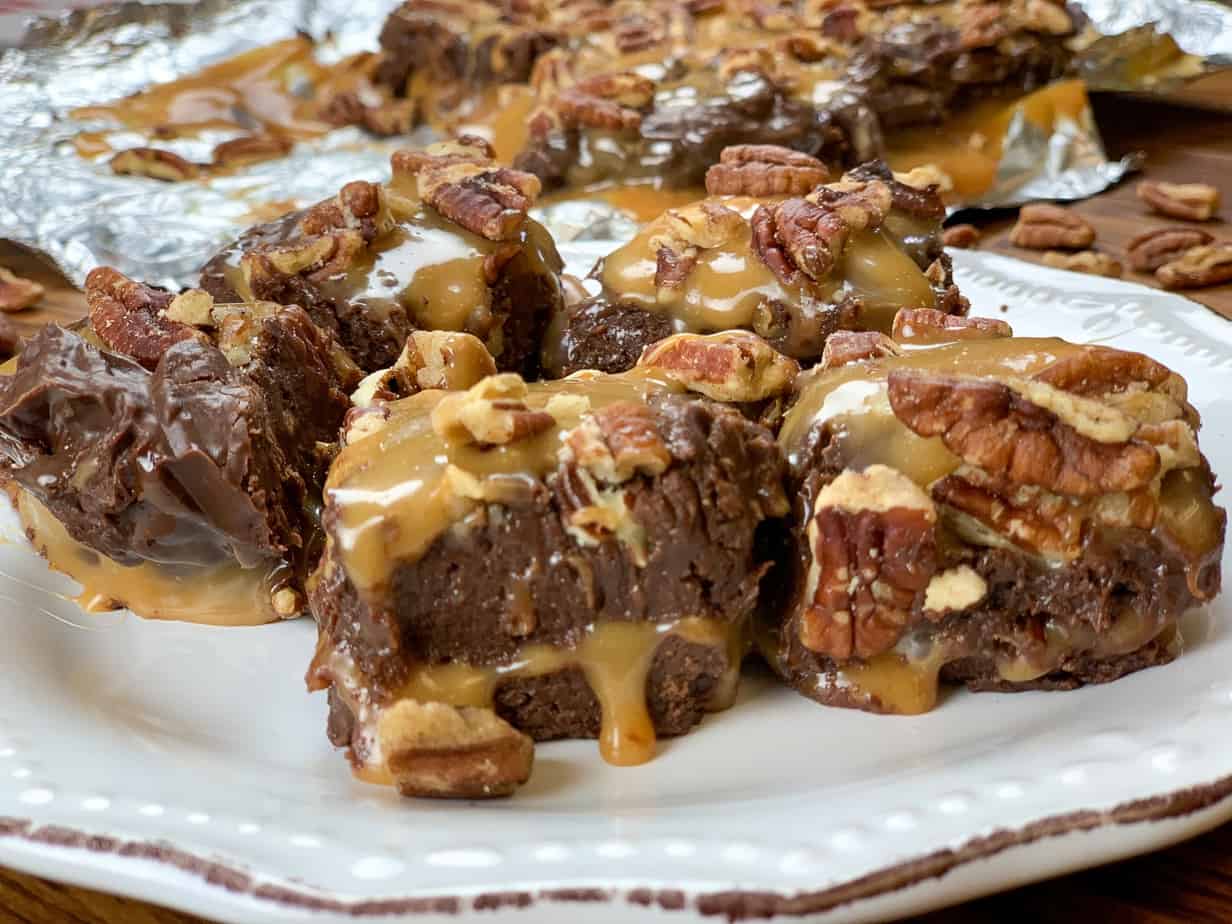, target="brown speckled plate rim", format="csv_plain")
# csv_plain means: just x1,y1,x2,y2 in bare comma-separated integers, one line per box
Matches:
3,772,1232,920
